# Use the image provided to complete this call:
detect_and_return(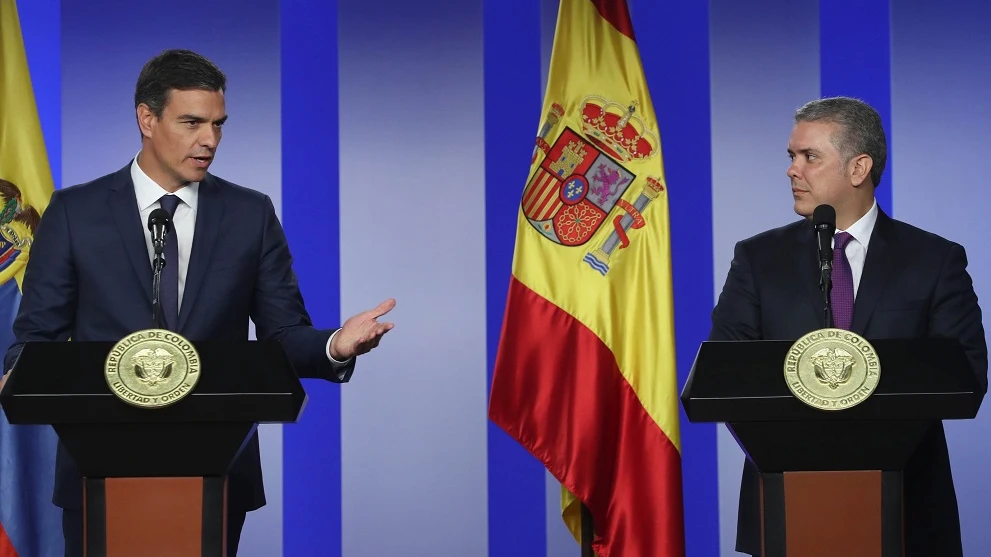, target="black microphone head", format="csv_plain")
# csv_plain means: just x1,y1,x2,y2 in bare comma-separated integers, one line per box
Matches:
148,208,172,233
813,204,836,264
813,204,836,230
